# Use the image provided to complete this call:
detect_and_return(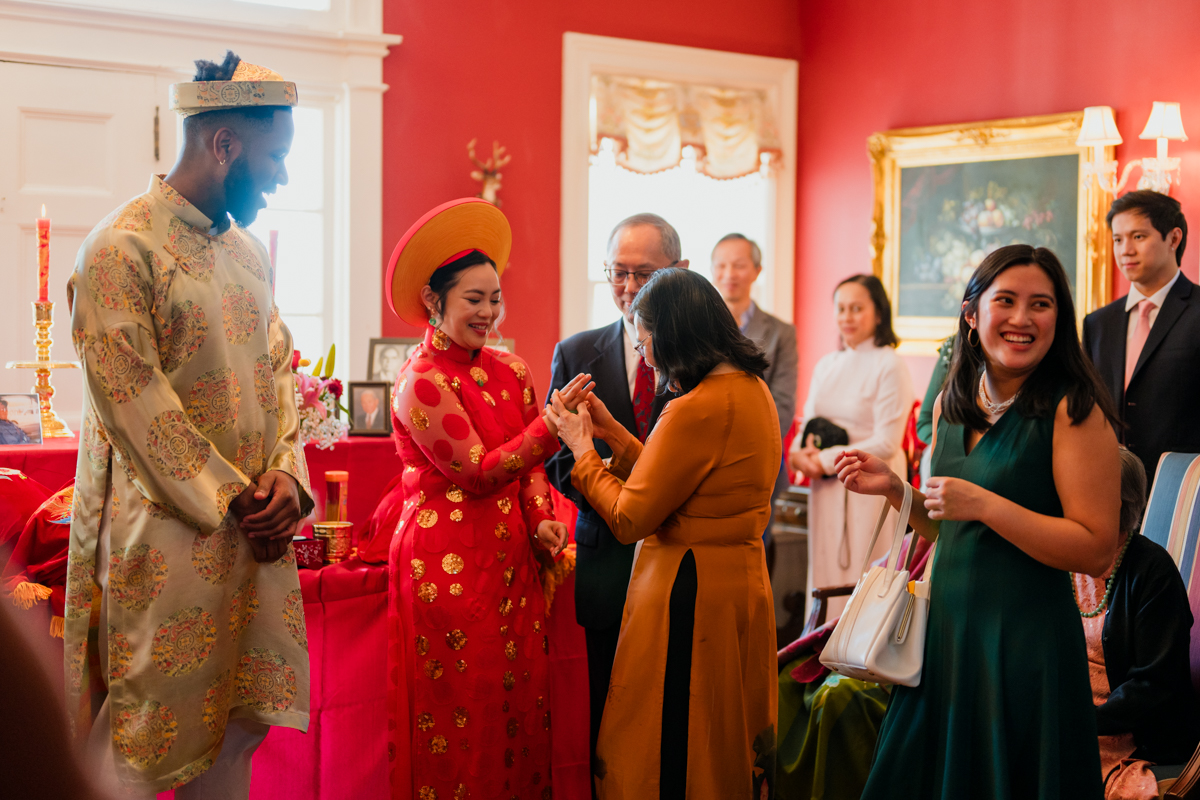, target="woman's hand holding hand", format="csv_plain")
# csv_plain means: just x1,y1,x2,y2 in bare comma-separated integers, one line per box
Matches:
550,394,596,457
924,476,990,522
535,519,568,557
544,373,596,440
835,448,905,502
557,373,596,412
580,391,625,446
